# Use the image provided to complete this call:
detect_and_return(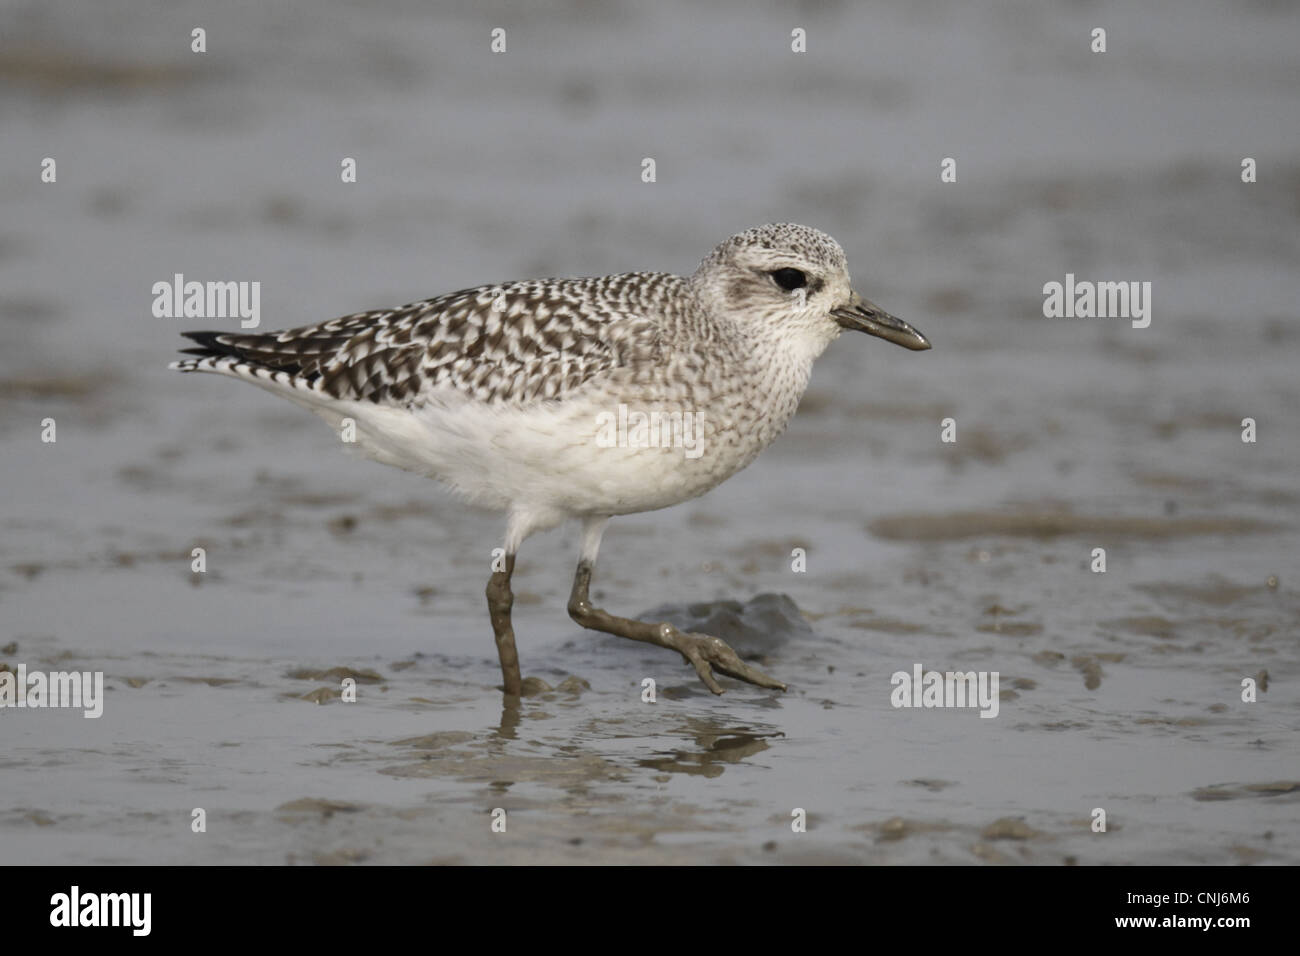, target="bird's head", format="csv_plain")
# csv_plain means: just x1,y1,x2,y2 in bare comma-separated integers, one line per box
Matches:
691,223,930,354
